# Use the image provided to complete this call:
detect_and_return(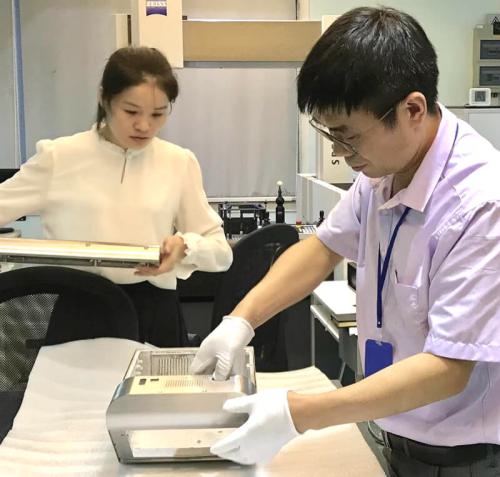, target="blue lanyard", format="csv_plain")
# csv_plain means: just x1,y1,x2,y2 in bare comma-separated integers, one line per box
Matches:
375,121,460,328
376,206,411,328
